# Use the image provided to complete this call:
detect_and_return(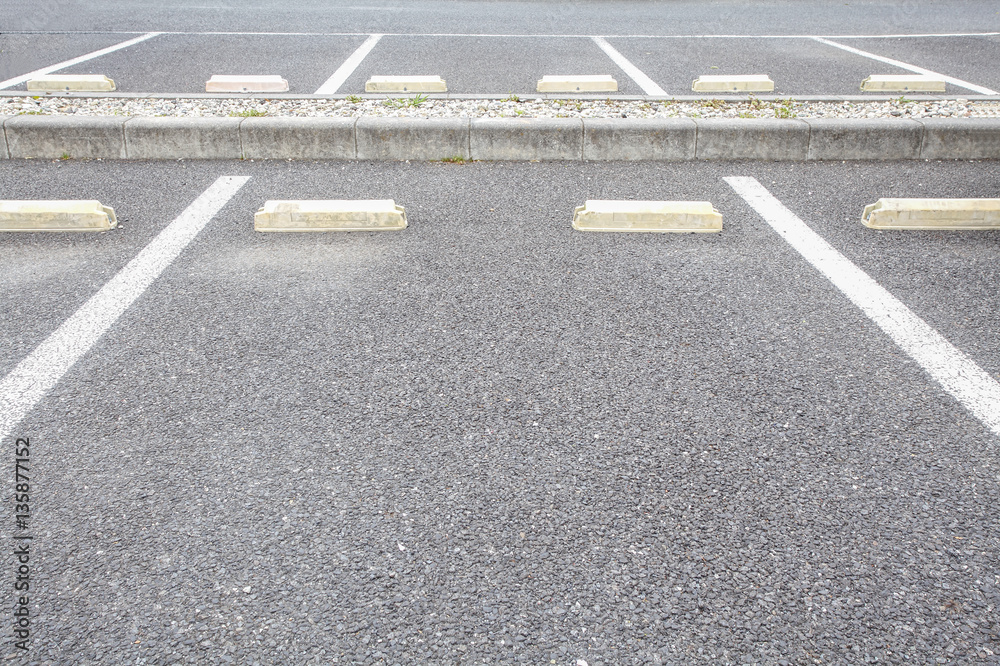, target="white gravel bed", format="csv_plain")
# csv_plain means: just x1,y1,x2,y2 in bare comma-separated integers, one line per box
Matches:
2,96,999,119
